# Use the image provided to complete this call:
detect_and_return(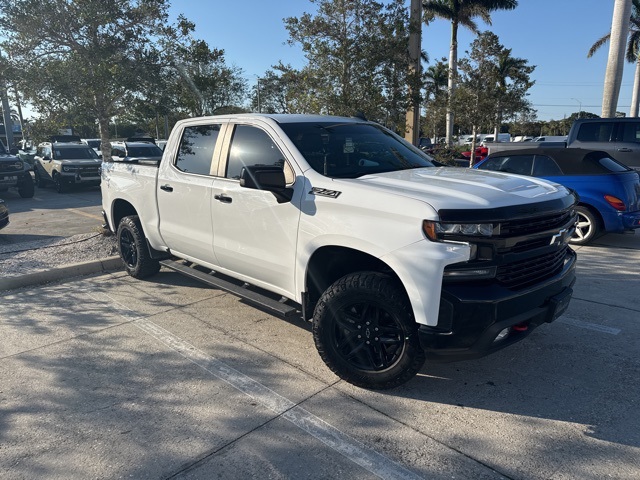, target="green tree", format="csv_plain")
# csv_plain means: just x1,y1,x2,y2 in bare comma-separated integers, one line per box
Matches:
422,0,518,145
169,38,247,117
456,32,533,162
284,0,414,129
0,0,178,160
251,63,322,114
588,0,640,116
